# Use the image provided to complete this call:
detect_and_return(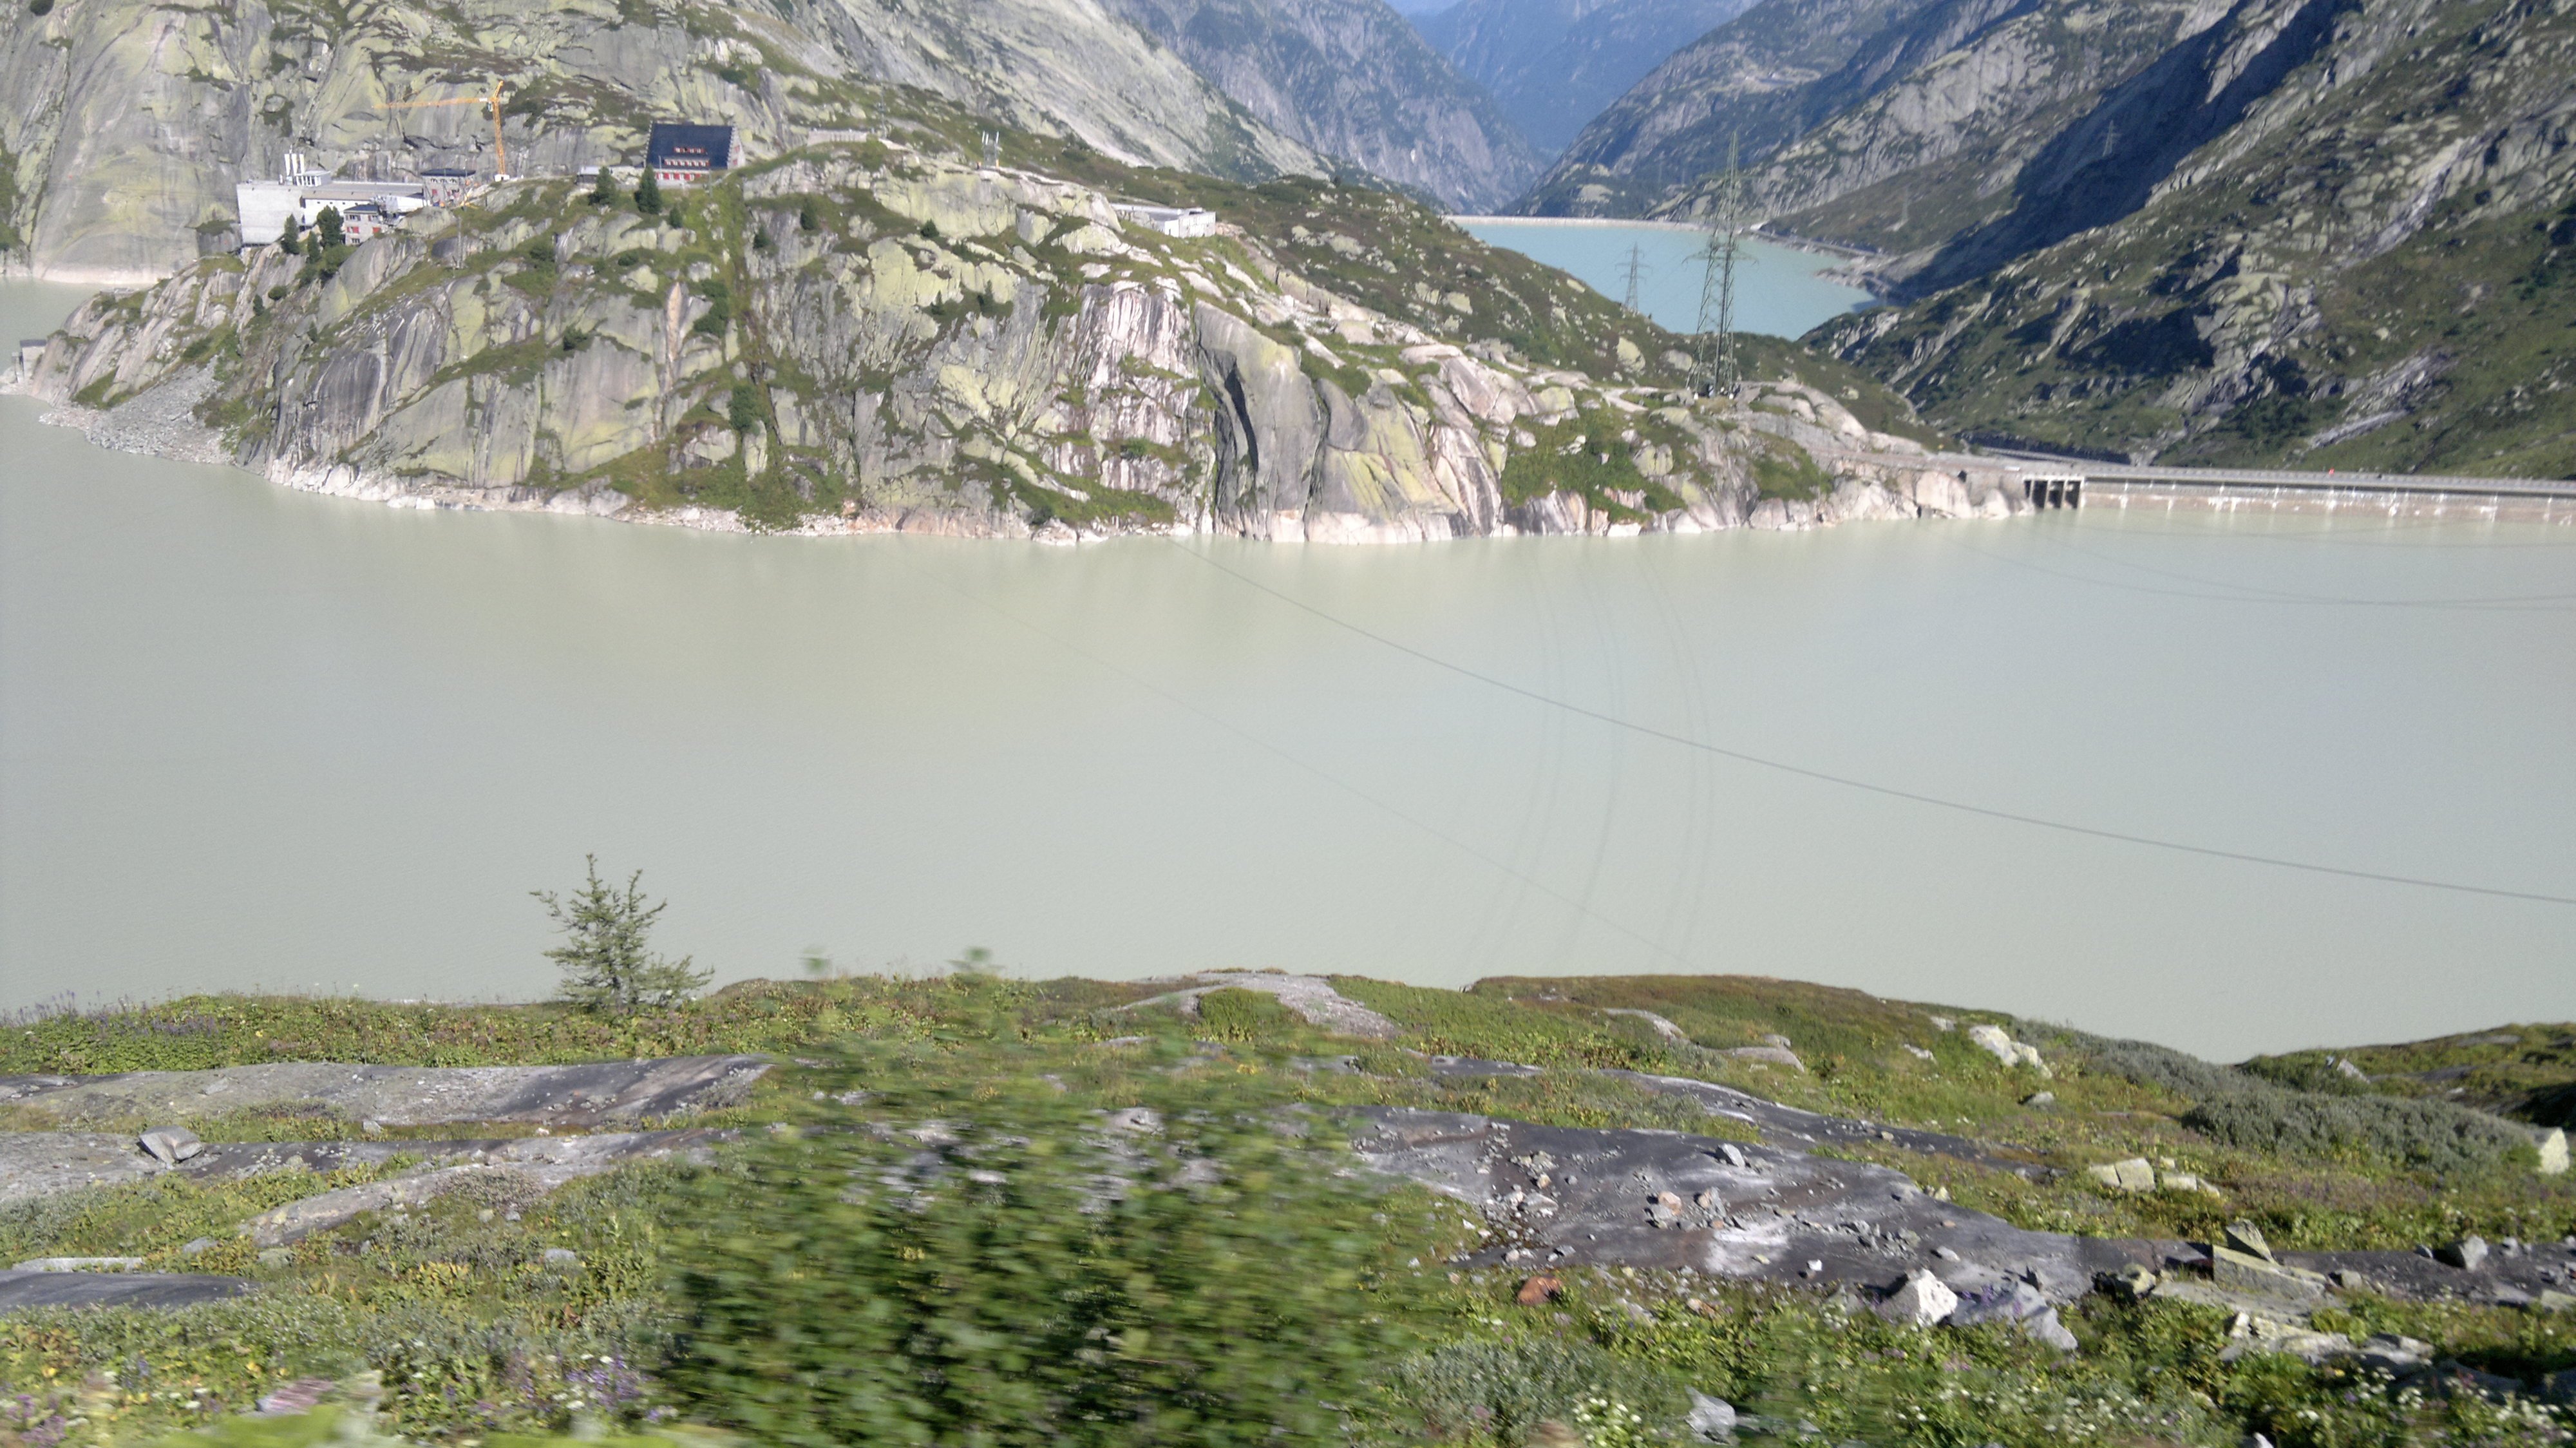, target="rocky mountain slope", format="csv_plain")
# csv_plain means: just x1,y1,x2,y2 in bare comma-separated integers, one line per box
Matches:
1417,0,1756,157
18,132,1997,540
0,0,1329,283
1527,0,2217,236
1815,0,2576,472
1532,0,2576,472
1102,0,1543,211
